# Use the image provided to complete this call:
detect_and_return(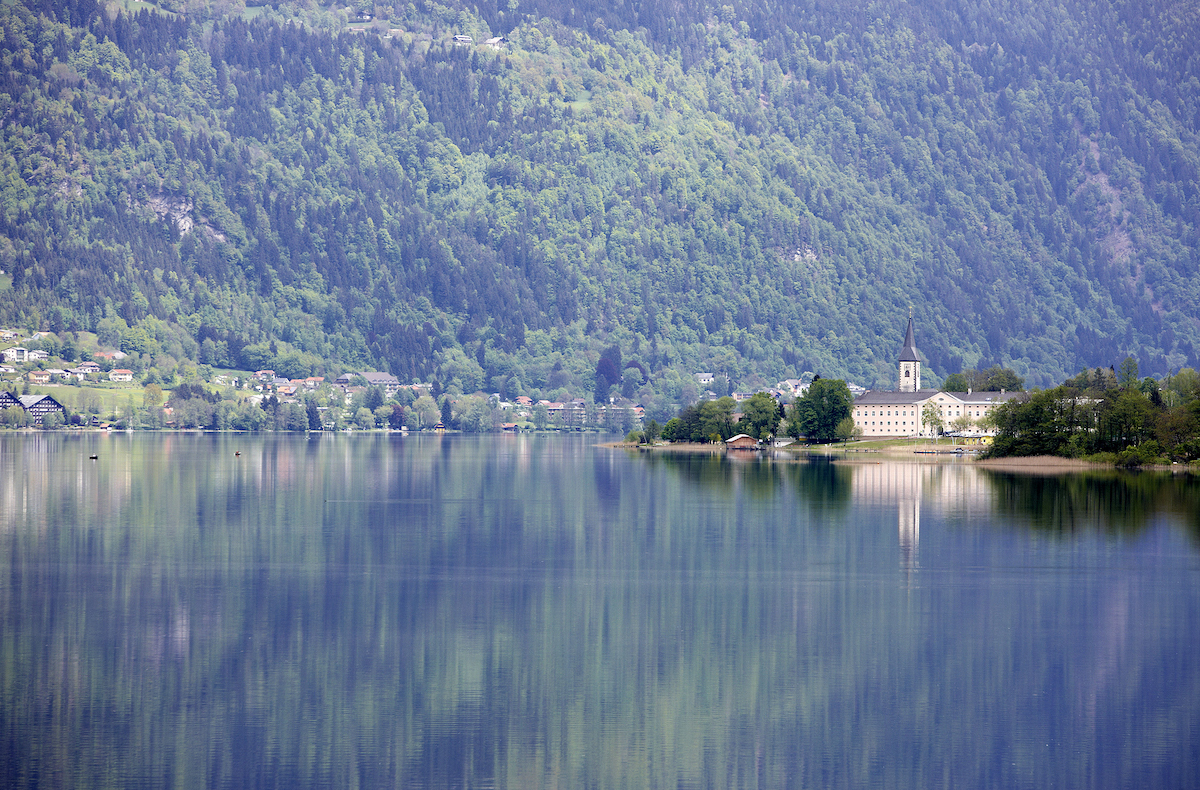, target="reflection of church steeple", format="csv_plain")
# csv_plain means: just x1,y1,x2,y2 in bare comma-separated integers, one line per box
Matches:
898,316,921,392
899,497,919,575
